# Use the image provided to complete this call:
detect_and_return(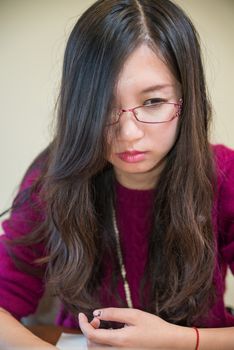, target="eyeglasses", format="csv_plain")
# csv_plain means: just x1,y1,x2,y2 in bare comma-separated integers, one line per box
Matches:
107,98,183,125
